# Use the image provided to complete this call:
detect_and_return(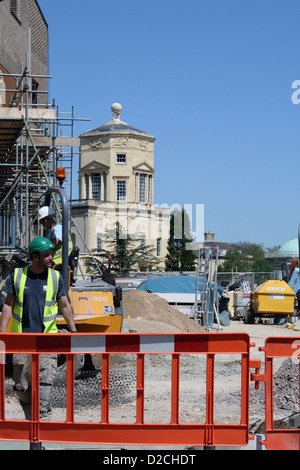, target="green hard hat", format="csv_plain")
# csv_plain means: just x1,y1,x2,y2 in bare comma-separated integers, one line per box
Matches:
28,237,54,257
